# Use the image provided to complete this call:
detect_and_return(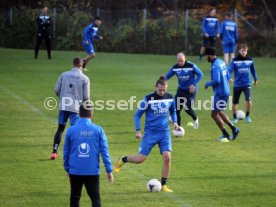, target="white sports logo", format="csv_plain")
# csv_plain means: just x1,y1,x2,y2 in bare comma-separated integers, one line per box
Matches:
78,143,90,155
